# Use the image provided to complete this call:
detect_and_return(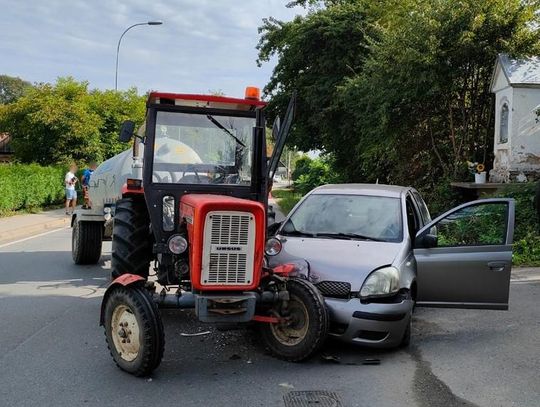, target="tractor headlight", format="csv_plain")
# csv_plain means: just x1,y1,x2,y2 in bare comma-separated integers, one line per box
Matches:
359,266,399,299
265,237,282,256
168,234,188,254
